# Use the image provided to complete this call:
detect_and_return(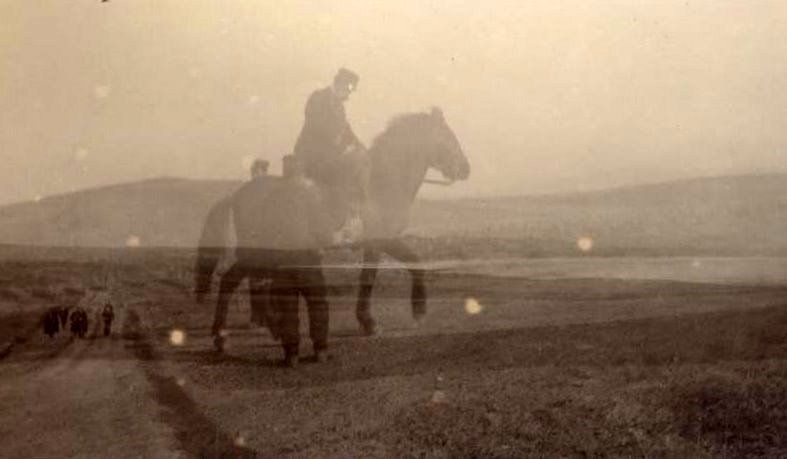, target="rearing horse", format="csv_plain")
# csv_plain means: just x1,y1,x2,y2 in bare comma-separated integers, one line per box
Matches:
195,107,470,336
